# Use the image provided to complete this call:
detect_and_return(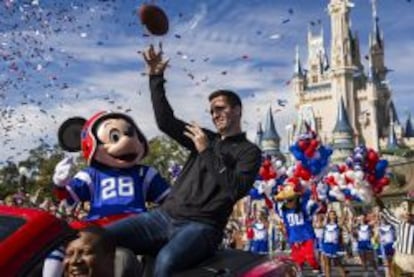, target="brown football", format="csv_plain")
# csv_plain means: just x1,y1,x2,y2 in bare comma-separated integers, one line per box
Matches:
138,4,169,36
